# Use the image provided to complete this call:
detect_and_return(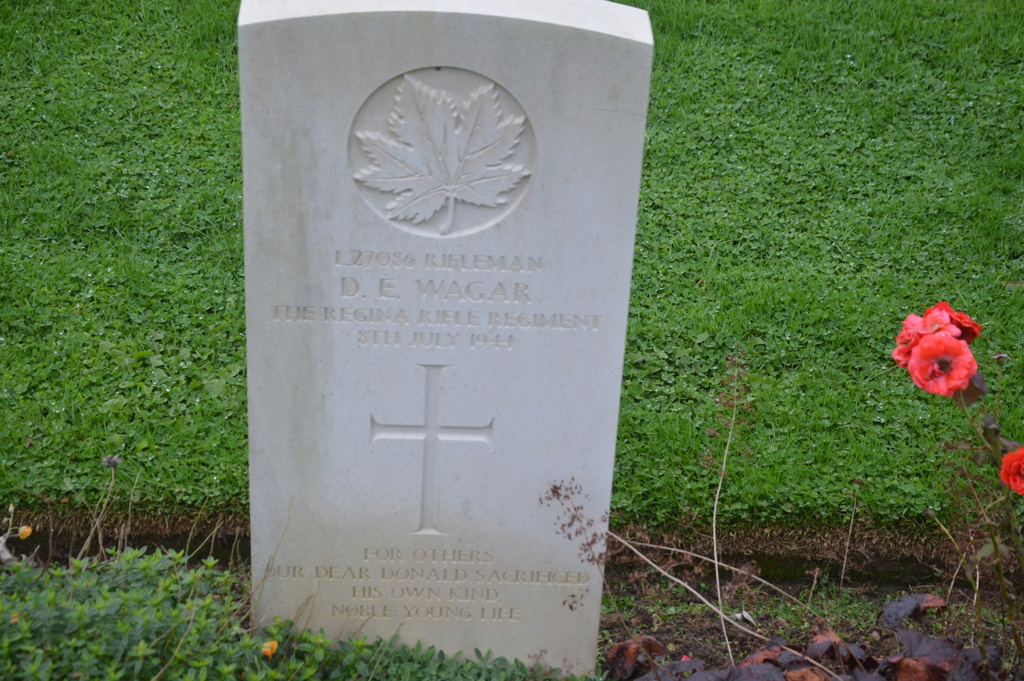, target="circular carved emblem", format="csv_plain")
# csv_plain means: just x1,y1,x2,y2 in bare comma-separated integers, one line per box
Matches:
350,67,535,238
